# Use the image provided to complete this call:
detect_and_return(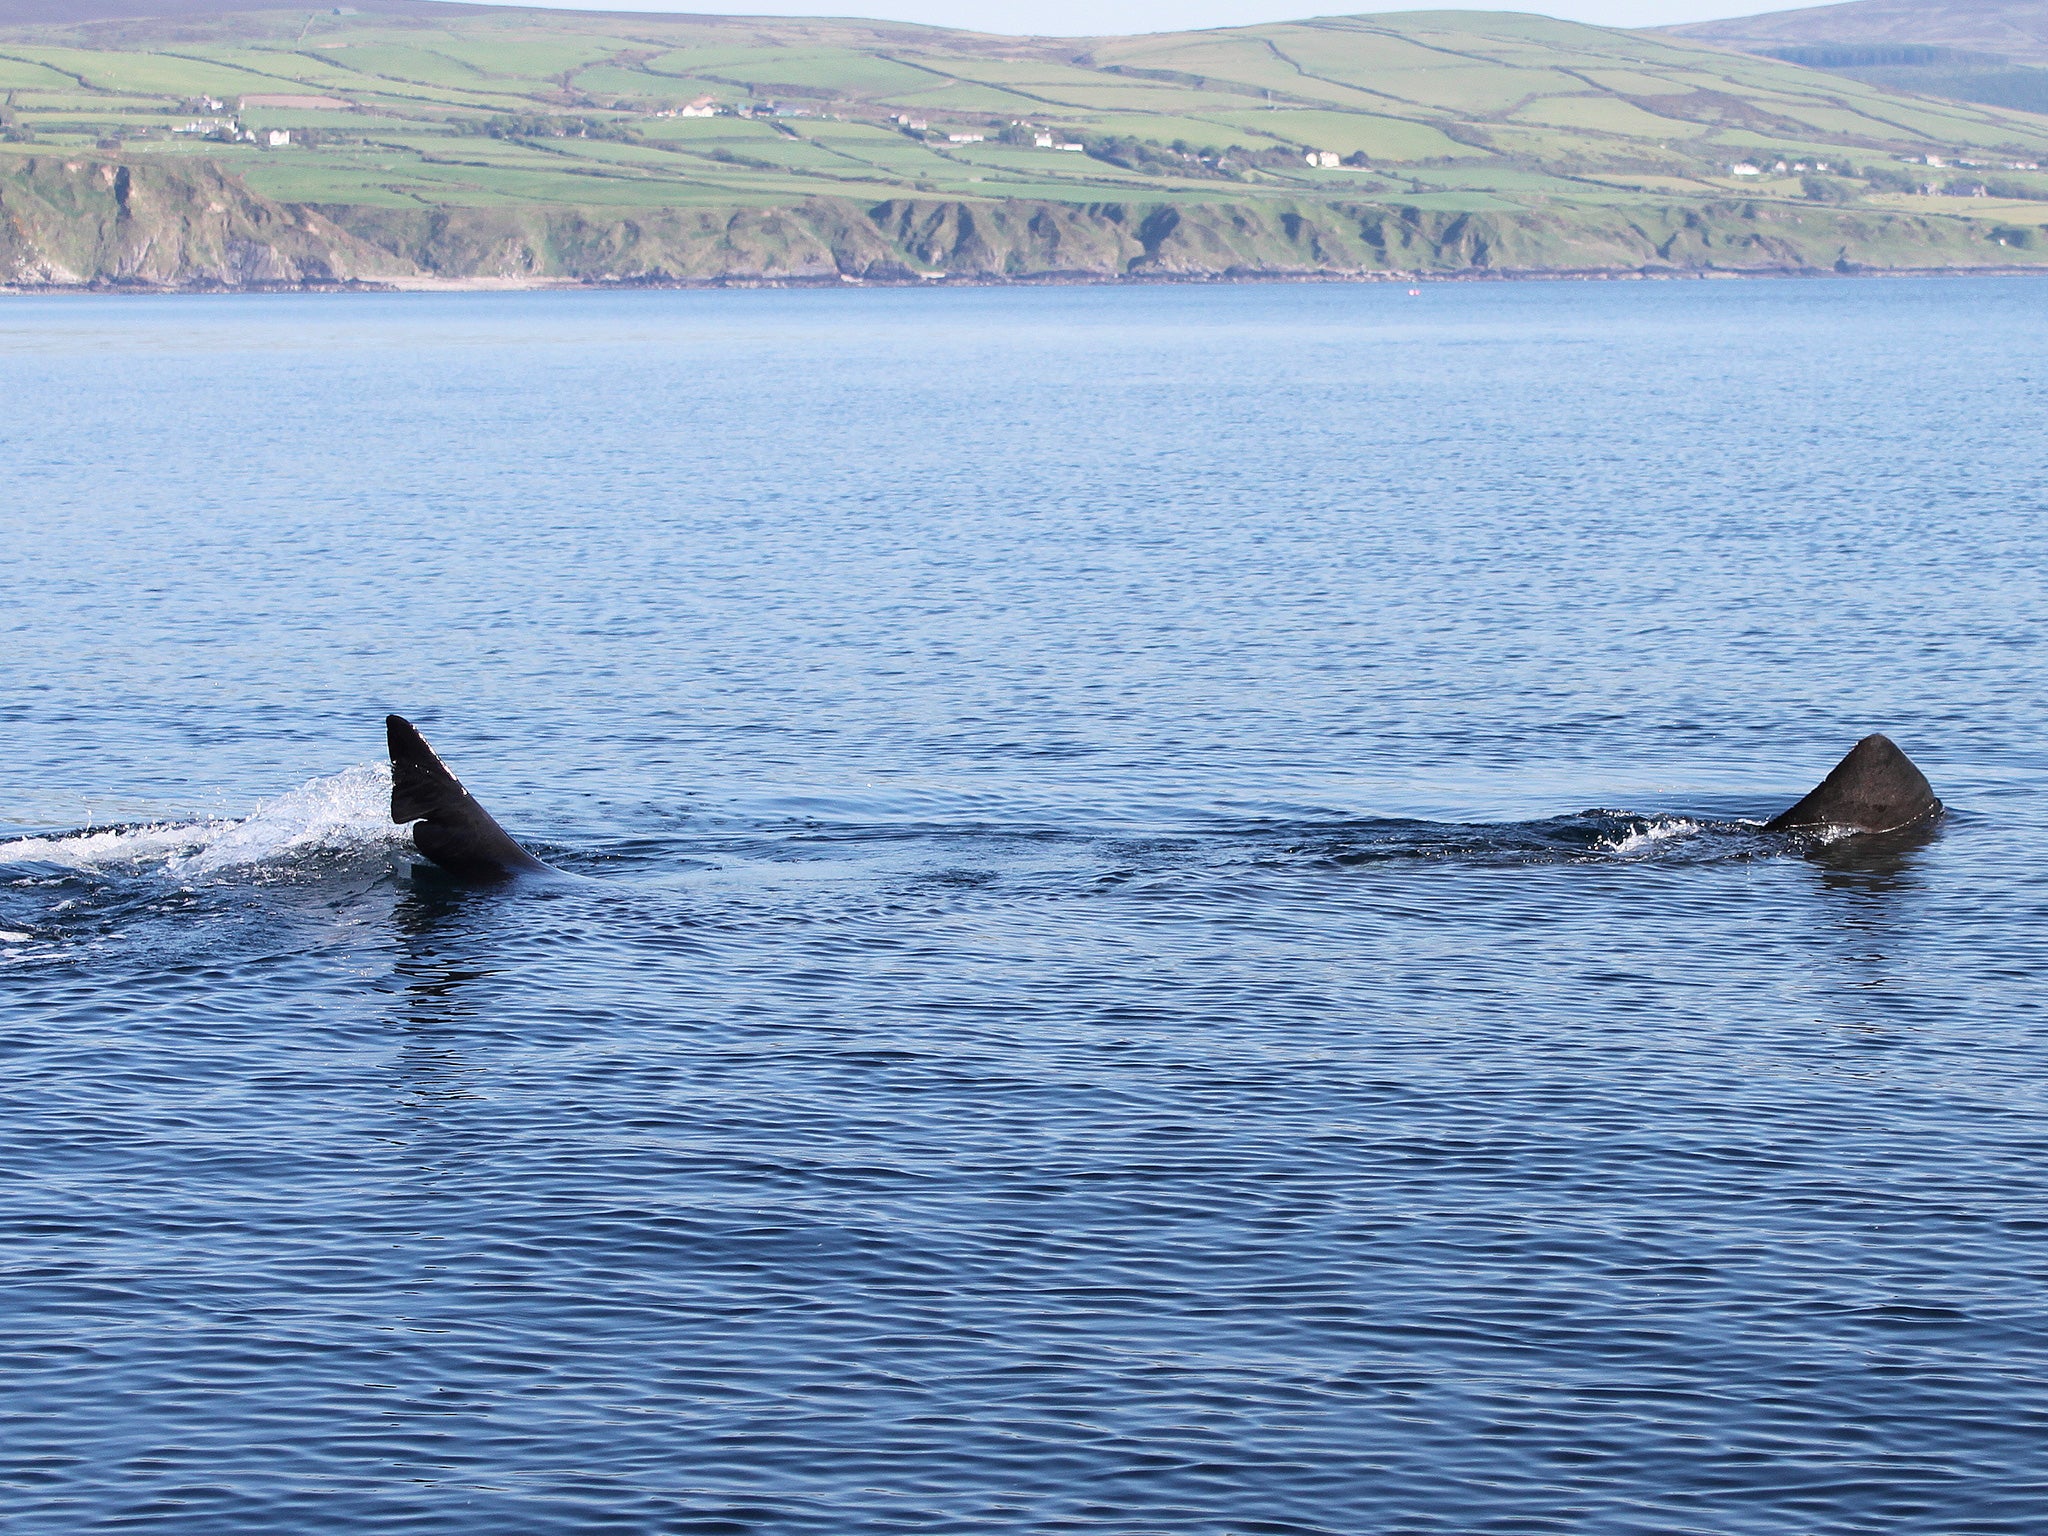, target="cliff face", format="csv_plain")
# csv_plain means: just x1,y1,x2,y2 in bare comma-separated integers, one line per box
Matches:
4,154,2045,289
0,156,411,287
317,194,2048,281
